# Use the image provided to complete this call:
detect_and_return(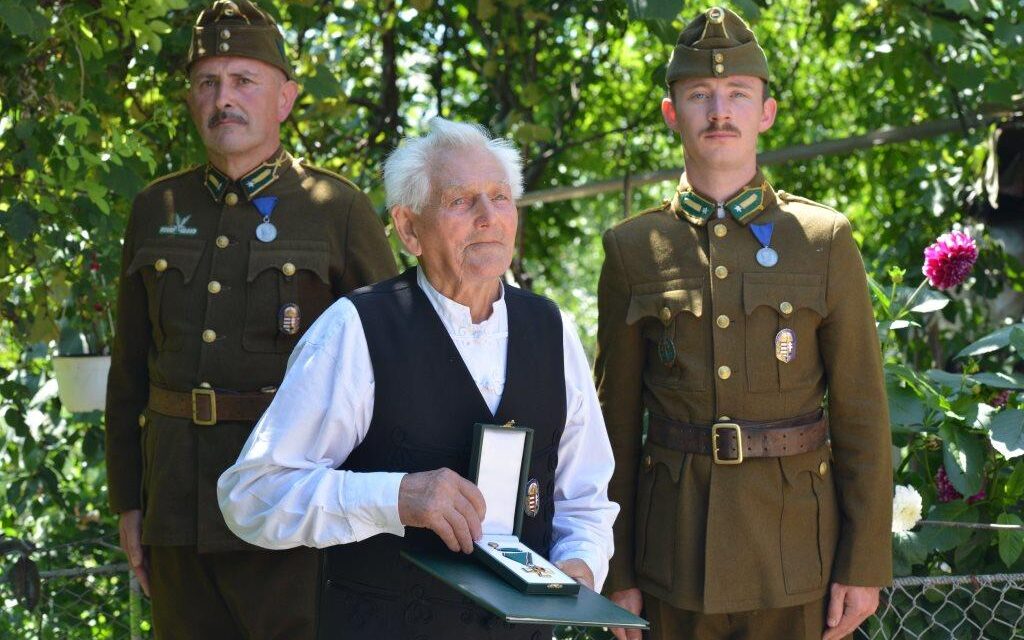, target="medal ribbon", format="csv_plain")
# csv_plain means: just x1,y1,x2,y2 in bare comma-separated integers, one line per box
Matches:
750,222,774,249
253,196,278,223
